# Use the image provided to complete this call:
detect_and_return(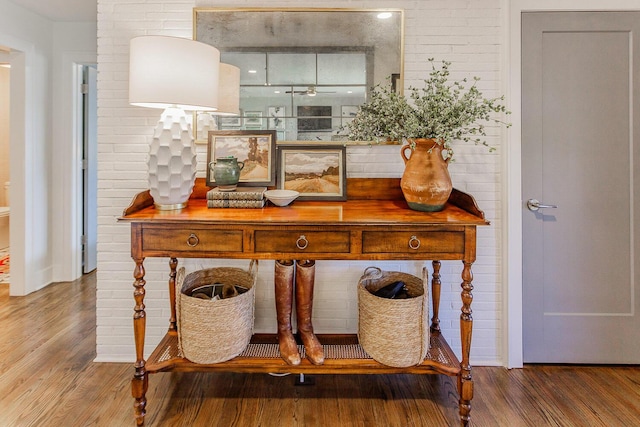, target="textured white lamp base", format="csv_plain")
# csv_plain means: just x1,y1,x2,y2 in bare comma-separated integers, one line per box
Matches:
148,107,197,210
196,111,218,138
